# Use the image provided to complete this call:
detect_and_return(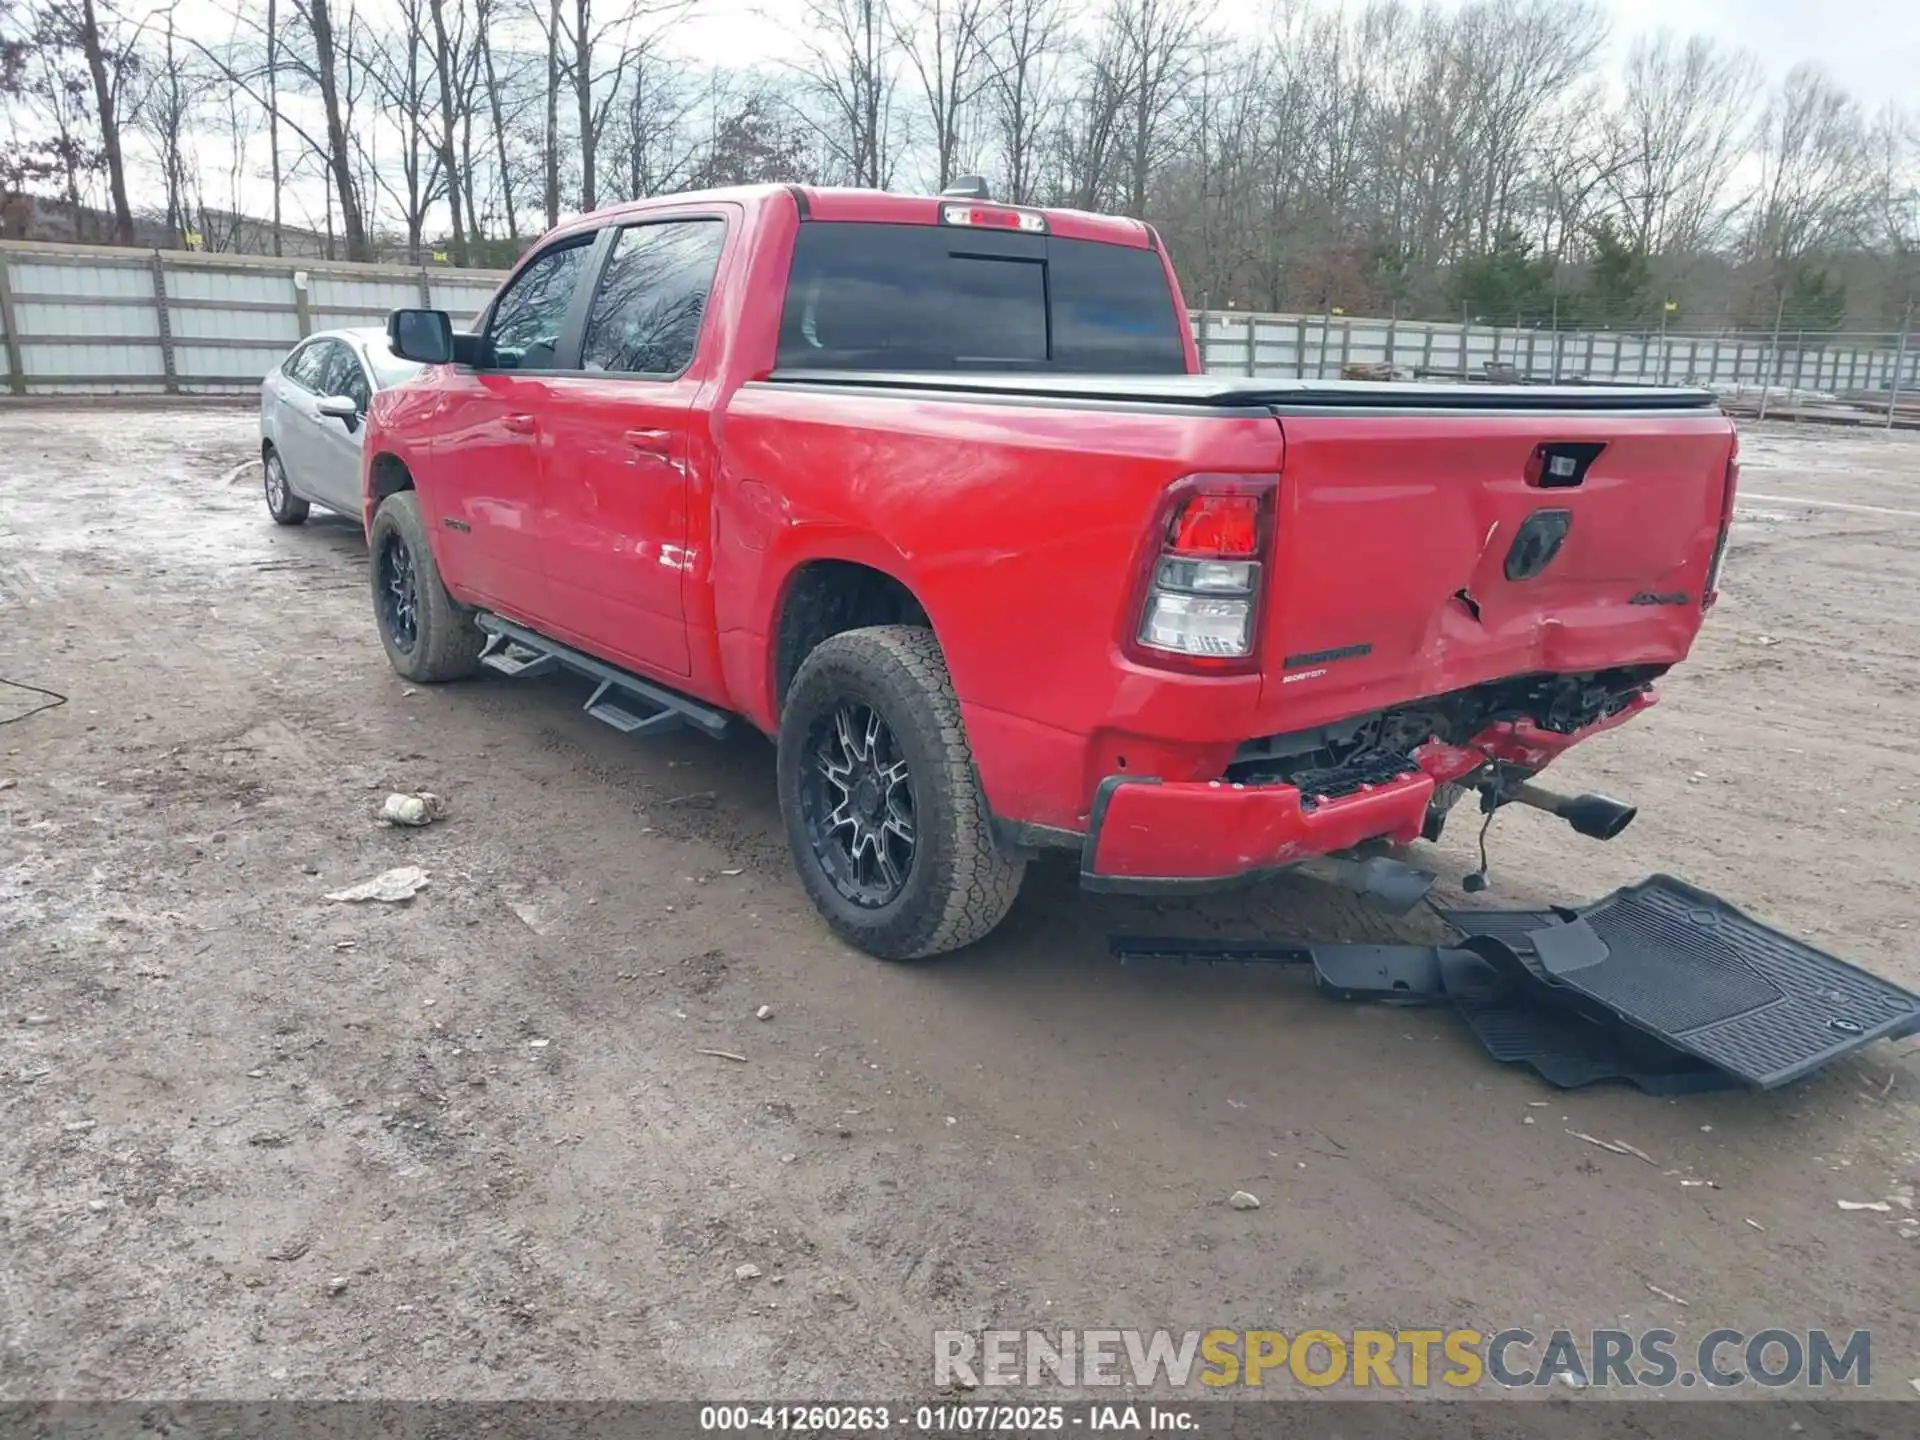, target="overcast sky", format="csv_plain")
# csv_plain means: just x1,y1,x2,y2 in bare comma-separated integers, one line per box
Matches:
665,0,1919,109
1599,0,1915,107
